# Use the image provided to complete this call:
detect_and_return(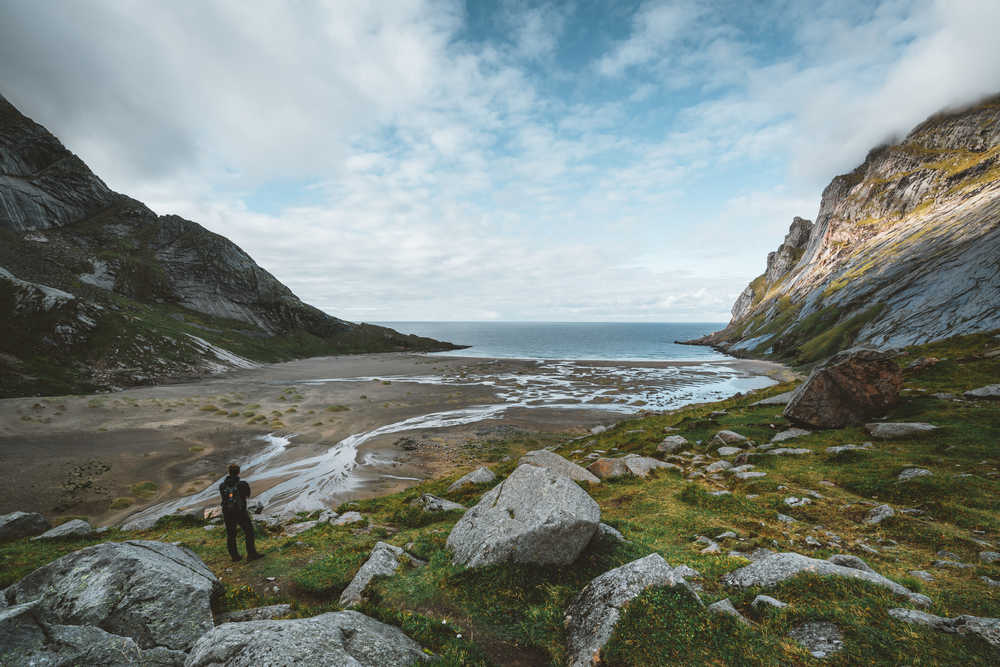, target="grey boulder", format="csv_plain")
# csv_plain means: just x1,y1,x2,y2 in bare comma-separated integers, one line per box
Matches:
771,428,811,443
863,504,895,525
898,467,933,482
964,384,1000,399
411,493,465,512
889,608,999,649
865,422,938,439
447,464,600,568
563,554,700,667
30,518,94,540
3,540,221,651
711,430,748,446
340,542,405,606
622,454,680,477
707,598,749,624
0,511,50,541
185,611,429,666
446,466,496,493
658,435,689,454
721,552,930,606
520,449,600,484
